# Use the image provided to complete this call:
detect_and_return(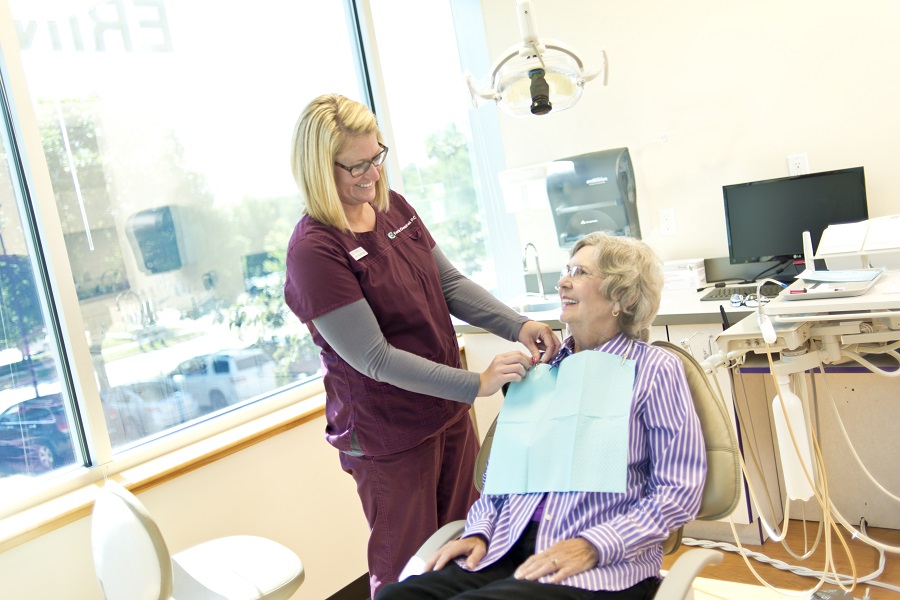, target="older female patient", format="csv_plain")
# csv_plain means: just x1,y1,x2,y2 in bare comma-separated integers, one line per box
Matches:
377,232,707,600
